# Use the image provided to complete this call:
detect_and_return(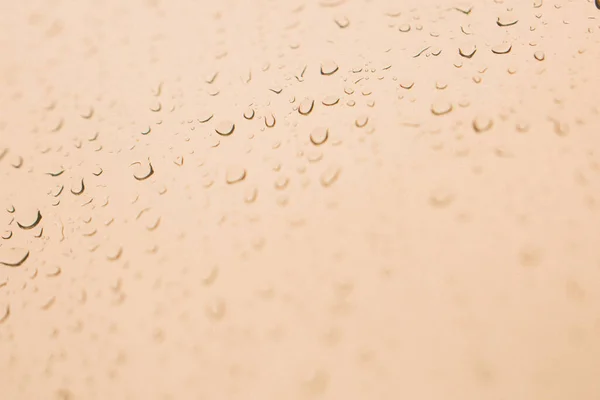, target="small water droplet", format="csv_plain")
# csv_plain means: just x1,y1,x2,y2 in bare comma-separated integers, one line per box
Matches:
265,113,276,128
355,115,369,127
226,166,247,184
310,127,329,145
215,120,235,136
206,298,226,321
534,51,545,61
429,189,455,208
497,14,518,27
459,45,477,58
399,23,411,32
299,98,315,115
491,42,512,54
473,116,493,133
431,101,453,116
322,95,339,106
320,166,341,187
334,16,349,28
243,108,255,120
0,247,30,267
320,60,339,76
